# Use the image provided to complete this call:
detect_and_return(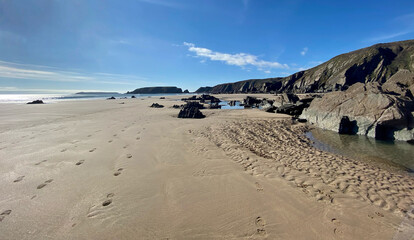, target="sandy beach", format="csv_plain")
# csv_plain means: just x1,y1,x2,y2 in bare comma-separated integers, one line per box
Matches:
0,94,413,239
